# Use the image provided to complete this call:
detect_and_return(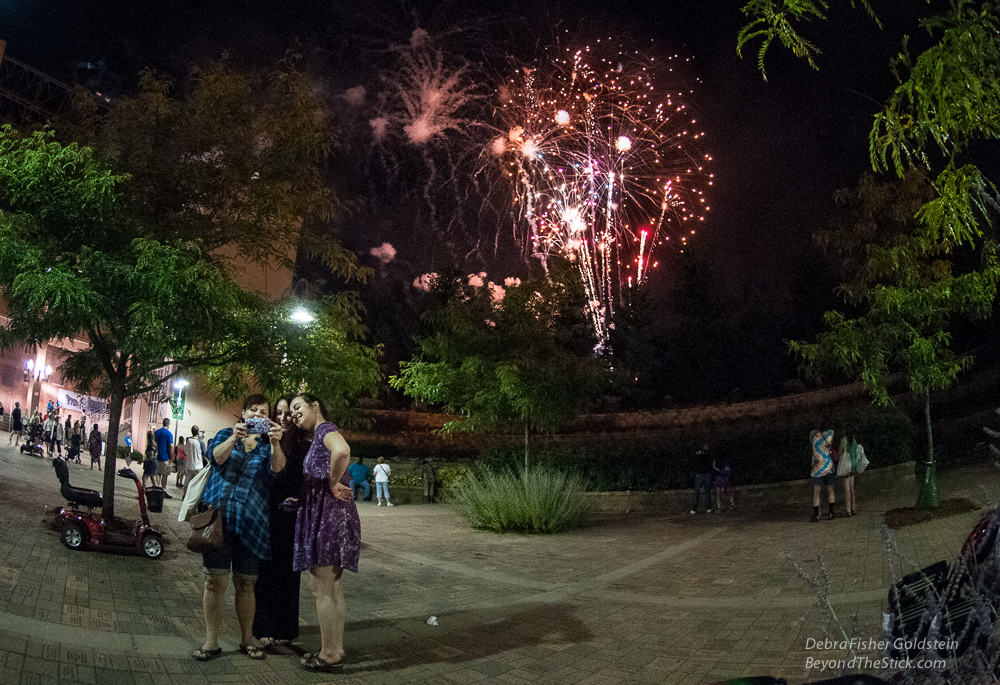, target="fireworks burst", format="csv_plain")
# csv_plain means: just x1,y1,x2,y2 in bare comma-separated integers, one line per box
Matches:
488,43,713,350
